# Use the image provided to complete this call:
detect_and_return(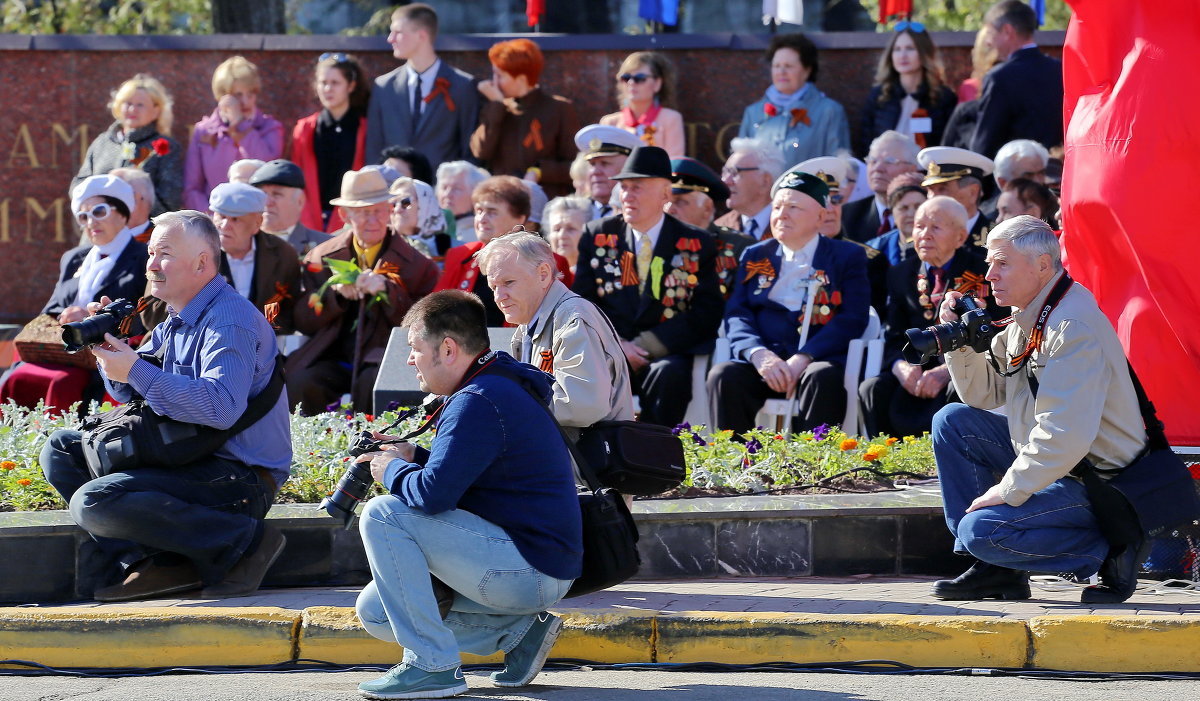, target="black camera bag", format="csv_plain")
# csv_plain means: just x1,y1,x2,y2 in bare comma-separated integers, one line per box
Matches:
576,421,685,496
80,355,285,479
